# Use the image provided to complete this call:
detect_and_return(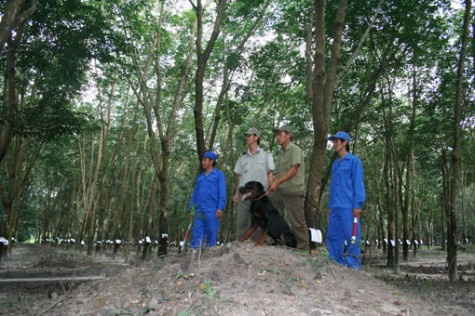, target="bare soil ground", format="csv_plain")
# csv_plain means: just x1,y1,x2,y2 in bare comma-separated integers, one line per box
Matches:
0,243,473,316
